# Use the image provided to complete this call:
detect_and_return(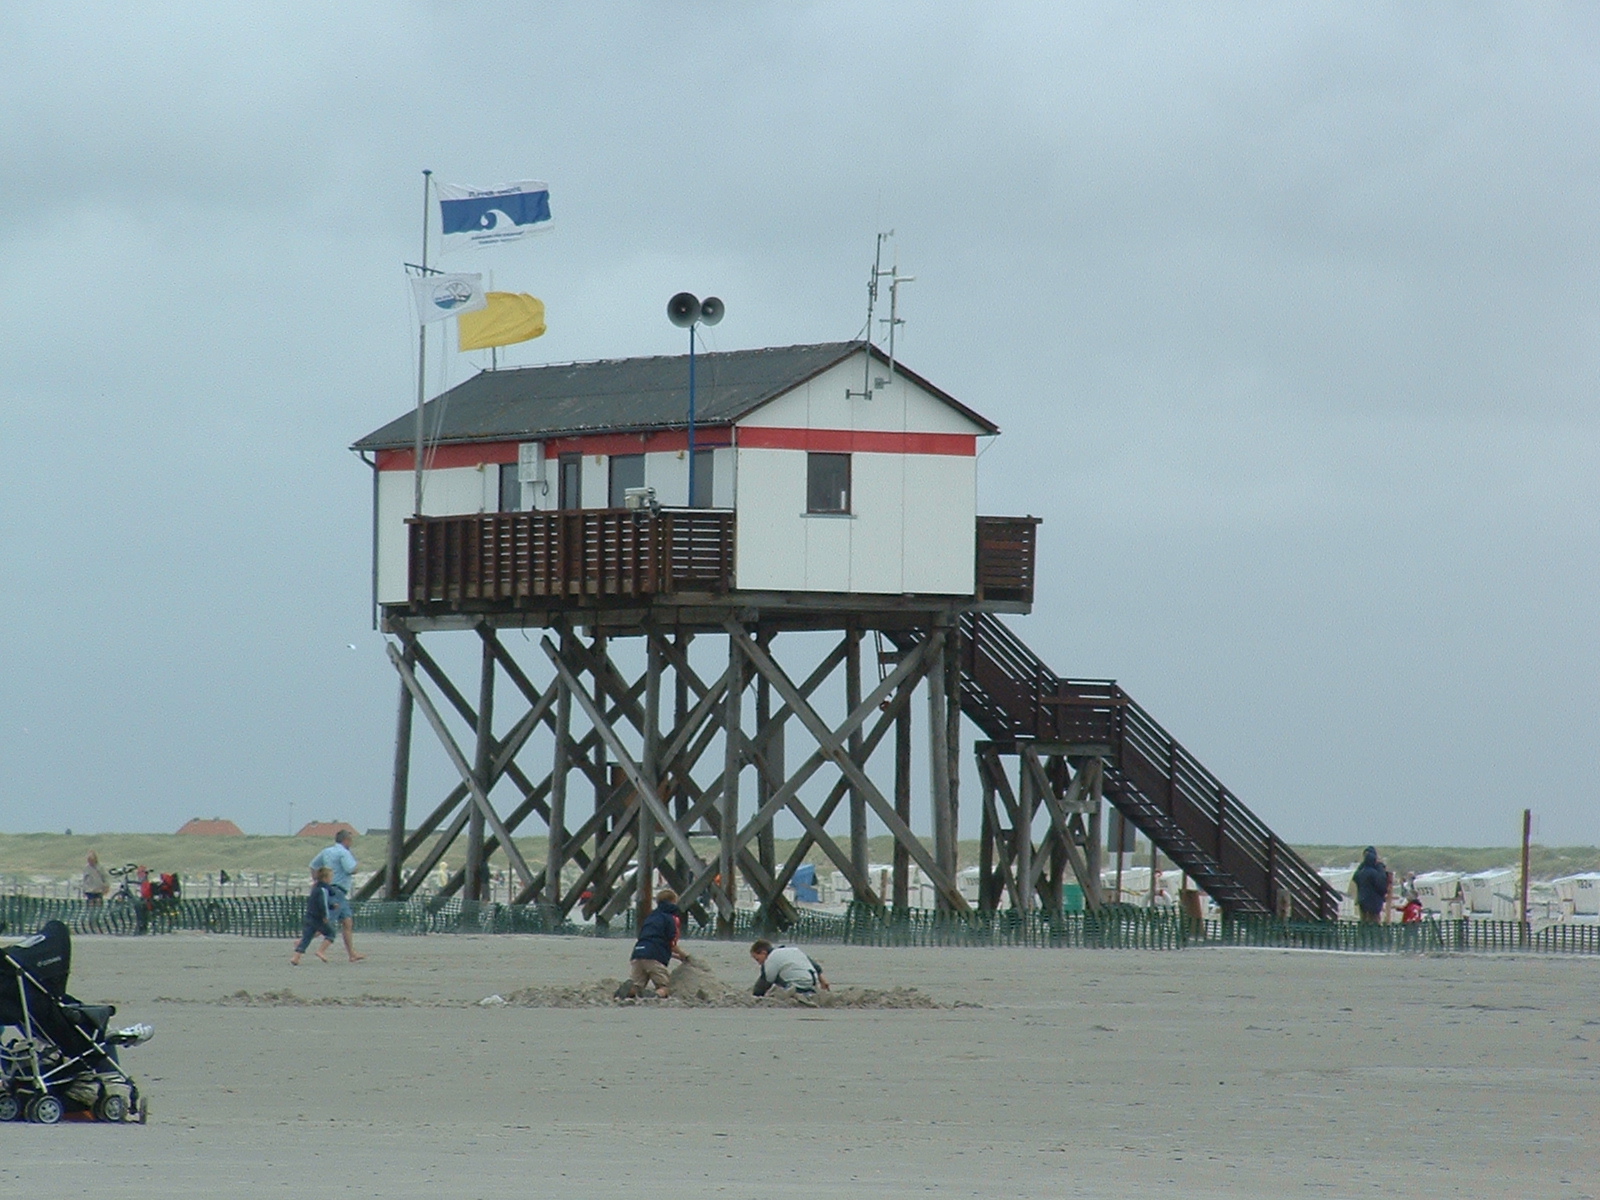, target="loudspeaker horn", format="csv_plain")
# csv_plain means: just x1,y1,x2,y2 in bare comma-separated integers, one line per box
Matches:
667,292,700,328
699,296,724,326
